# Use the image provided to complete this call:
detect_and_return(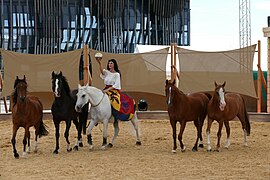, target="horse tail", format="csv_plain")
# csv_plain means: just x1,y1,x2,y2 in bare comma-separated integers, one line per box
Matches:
242,97,250,136
129,112,141,137
38,116,49,138
244,108,250,136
